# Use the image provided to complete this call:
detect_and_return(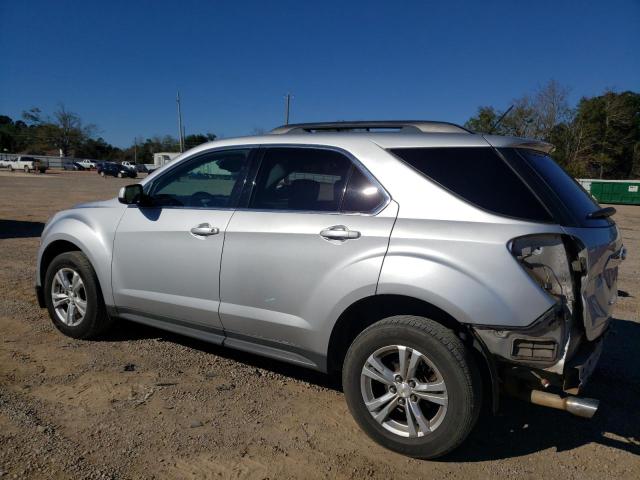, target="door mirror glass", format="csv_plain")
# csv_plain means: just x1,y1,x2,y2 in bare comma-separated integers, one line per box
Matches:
118,184,143,204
